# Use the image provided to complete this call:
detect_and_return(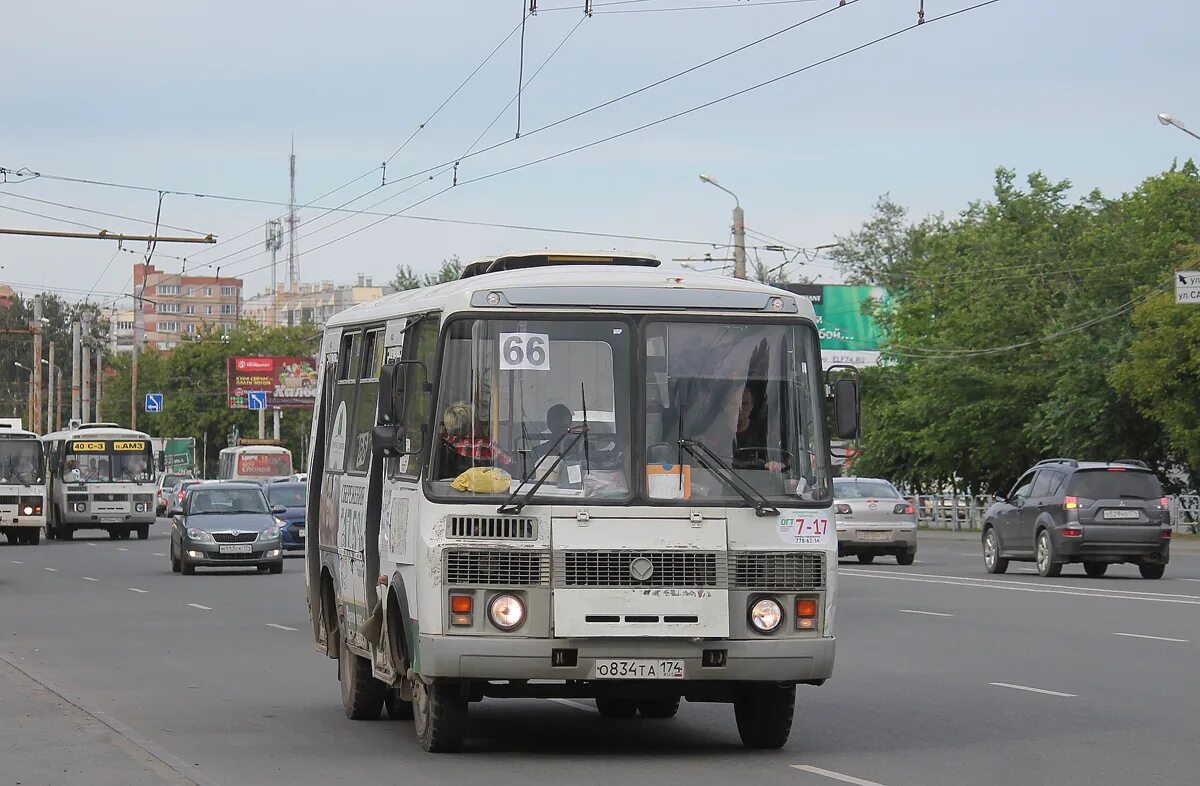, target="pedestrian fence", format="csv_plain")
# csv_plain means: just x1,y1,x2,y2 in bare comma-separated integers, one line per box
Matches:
907,494,1200,535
